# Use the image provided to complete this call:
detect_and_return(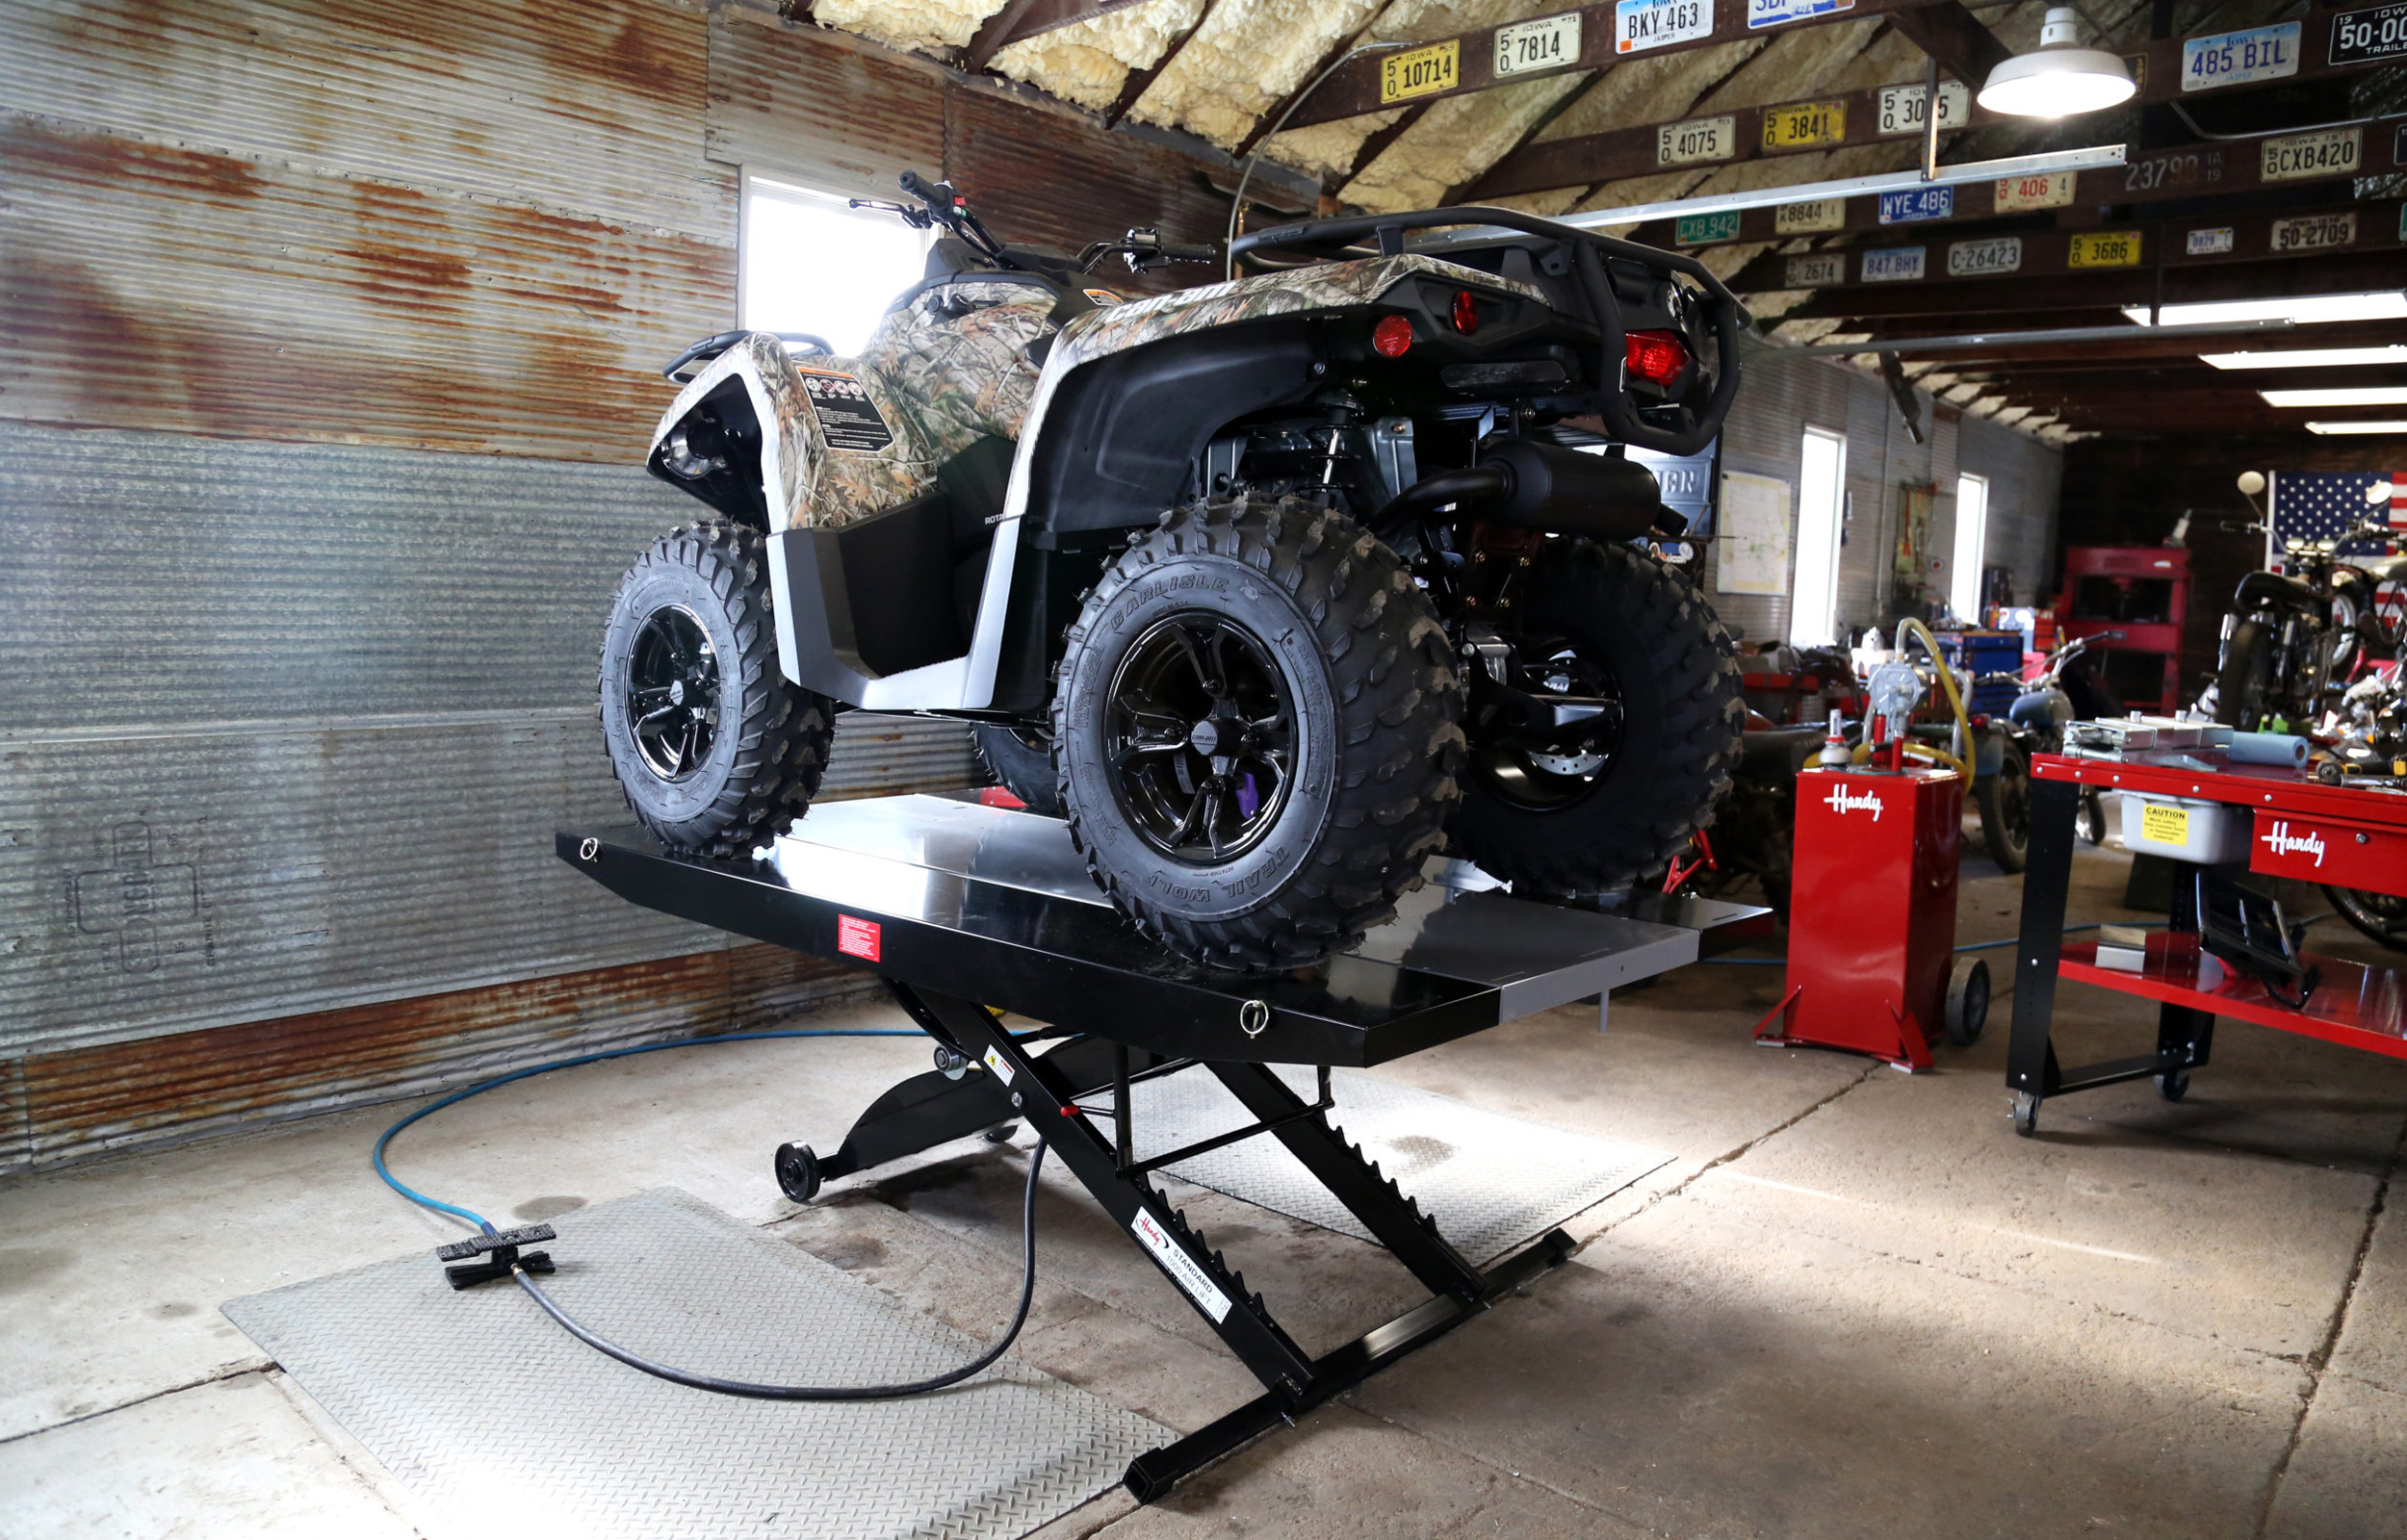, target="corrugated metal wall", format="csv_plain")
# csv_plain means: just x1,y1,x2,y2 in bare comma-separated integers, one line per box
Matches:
0,1,1020,1172
1706,348,2061,651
